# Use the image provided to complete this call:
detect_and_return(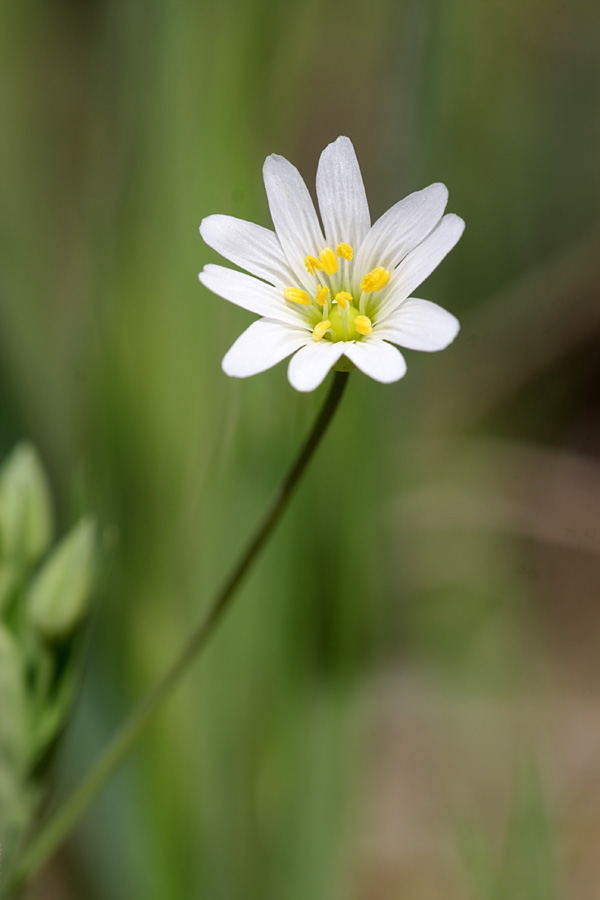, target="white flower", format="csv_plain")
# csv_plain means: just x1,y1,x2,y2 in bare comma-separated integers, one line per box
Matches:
199,136,464,392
